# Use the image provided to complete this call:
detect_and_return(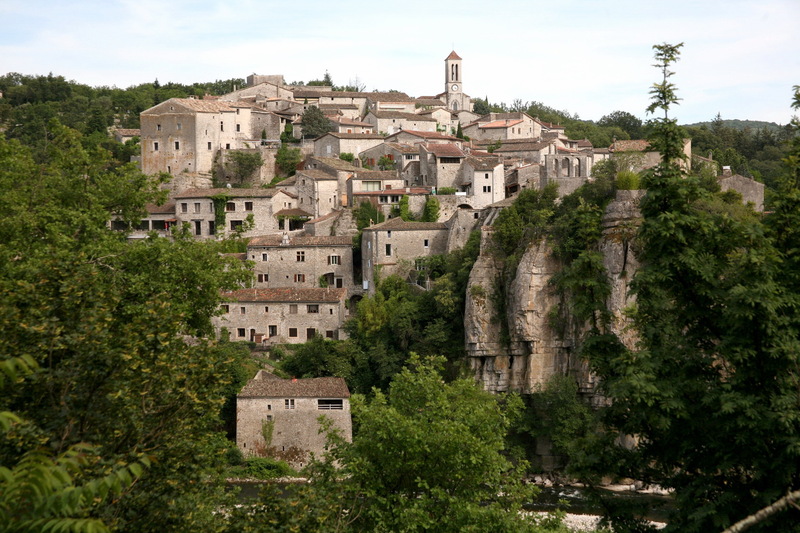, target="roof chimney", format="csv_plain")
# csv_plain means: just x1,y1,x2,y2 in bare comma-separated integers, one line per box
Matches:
722,165,732,176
